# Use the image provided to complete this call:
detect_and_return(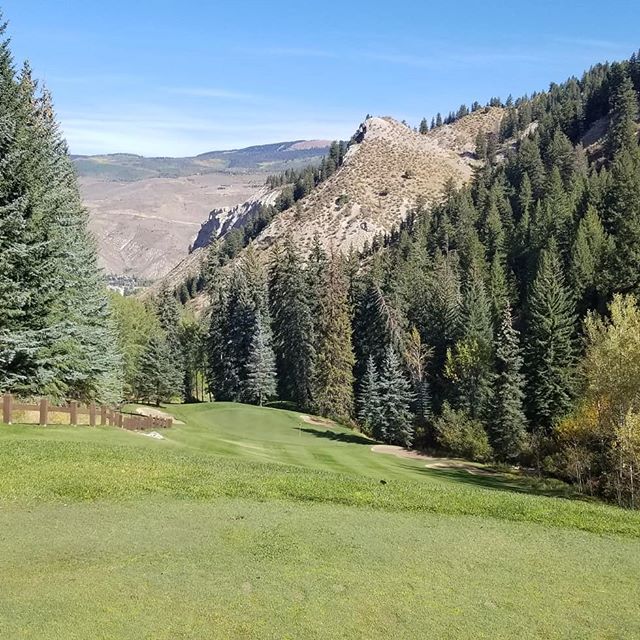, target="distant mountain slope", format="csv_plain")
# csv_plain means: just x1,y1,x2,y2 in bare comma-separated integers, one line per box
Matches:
73,140,331,182
151,108,505,299
255,109,504,254
76,139,331,279
83,172,266,280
